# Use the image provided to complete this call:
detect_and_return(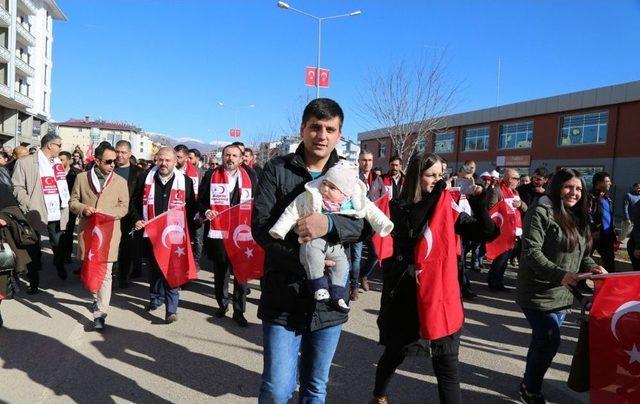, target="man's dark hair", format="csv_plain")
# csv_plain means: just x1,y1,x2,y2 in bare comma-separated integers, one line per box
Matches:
389,155,401,164
244,148,254,156
301,98,344,130
115,140,132,150
174,144,189,154
95,143,116,159
40,133,61,148
592,171,610,188
222,144,242,155
533,167,549,178
231,141,245,148
634,183,640,188
188,148,201,159
59,151,72,160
